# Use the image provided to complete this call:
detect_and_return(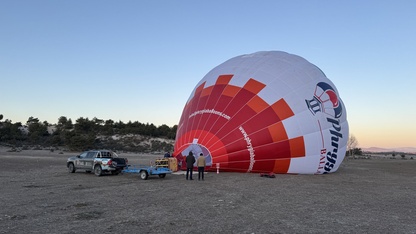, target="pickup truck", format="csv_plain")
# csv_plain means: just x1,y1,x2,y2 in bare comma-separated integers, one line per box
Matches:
67,150,128,176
